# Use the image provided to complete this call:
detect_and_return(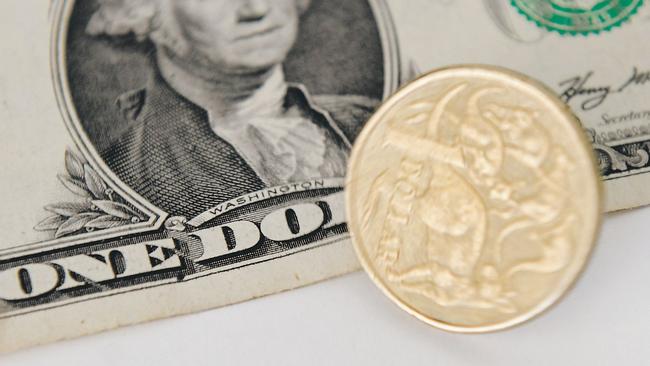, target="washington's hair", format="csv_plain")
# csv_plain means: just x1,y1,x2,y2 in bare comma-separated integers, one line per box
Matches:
86,0,159,41
86,0,312,41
